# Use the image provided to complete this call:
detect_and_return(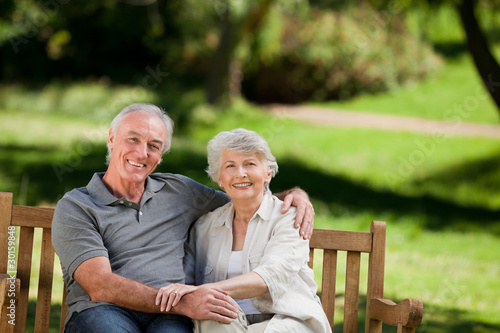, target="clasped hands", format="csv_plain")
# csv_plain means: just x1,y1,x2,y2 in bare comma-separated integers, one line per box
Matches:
155,283,238,323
